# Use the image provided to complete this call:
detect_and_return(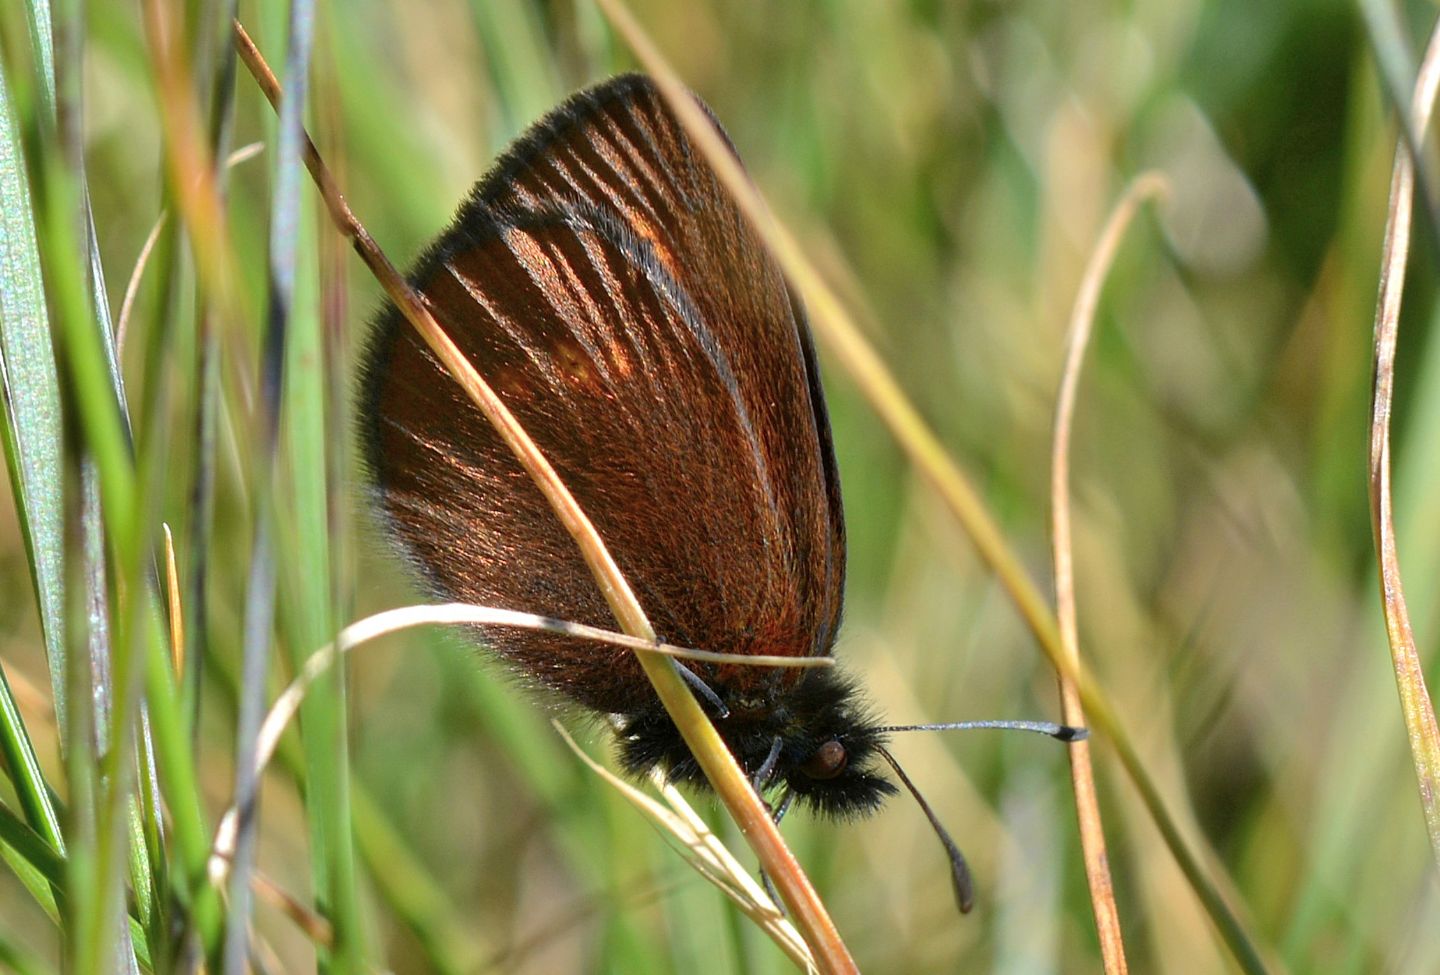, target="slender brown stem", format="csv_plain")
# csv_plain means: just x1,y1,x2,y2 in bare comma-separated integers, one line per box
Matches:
1050,173,1166,974
115,214,166,356
251,870,334,947
1368,13,1440,869
115,142,263,358
232,20,854,973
